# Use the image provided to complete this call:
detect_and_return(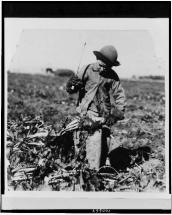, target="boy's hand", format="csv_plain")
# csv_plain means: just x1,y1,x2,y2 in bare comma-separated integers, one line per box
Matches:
66,75,84,94
105,108,125,126
112,107,125,121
